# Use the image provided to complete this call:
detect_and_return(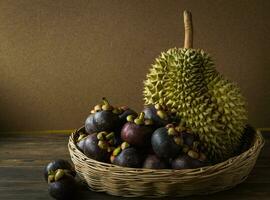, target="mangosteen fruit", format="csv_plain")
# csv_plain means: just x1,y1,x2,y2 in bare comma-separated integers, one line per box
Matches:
181,130,195,147
111,145,142,168
118,106,138,126
171,153,208,169
151,125,183,159
143,104,172,128
143,154,169,169
76,133,87,152
85,97,121,134
44,160,75,182
121,112,153,147
48,169,77,200
83,131,116,162
109,141,129,163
